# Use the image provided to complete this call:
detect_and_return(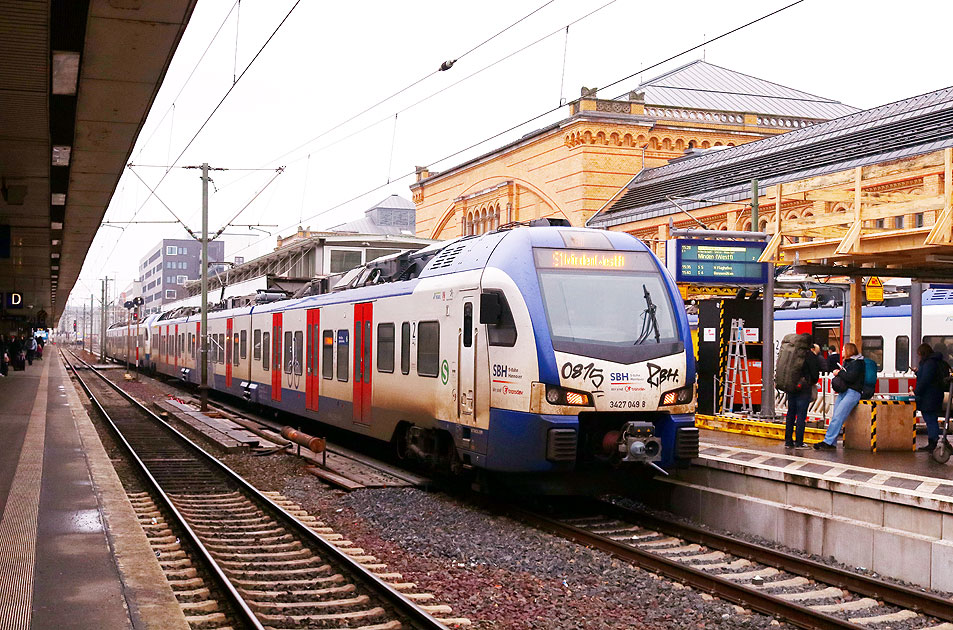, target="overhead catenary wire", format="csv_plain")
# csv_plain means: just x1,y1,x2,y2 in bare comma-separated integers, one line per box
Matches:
225,0,809,261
